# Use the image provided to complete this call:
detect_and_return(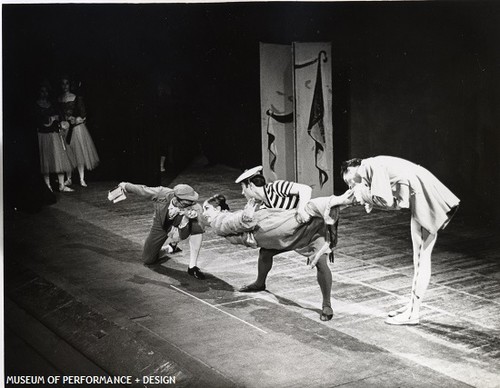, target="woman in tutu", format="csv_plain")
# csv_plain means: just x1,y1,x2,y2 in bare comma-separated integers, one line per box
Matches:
35,82,75,192
58,76,99,187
